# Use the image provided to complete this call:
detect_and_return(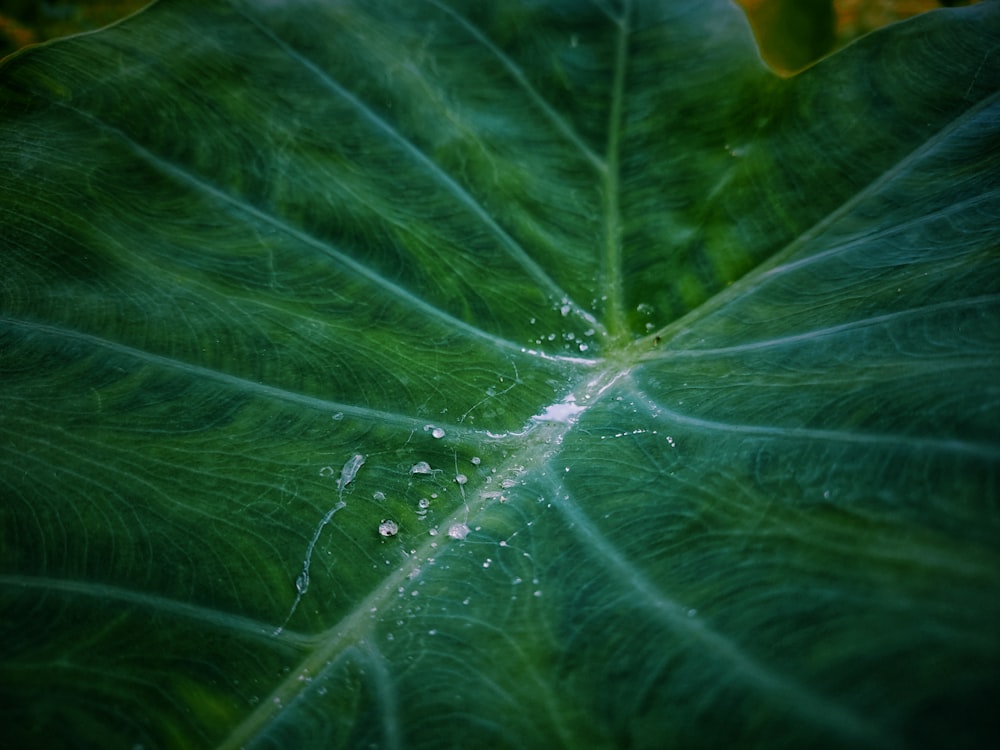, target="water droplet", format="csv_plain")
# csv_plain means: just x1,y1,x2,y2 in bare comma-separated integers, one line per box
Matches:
410,461,433,475
319,466,335,477
373,491,386,501
378,519,399,537
424,425,446,439
332,412,344,421
418,497,430,509
454,473,468,485
447,523,469,540
471,456,481,465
